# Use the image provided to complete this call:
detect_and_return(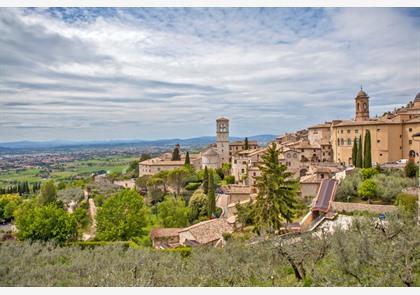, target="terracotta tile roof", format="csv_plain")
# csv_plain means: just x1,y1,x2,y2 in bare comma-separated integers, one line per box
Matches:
222,185,252,194
179,219,233,245
150,228,182,239
300,174,320,183
308,123,331,129
333,119,400,127
229,140,258,146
